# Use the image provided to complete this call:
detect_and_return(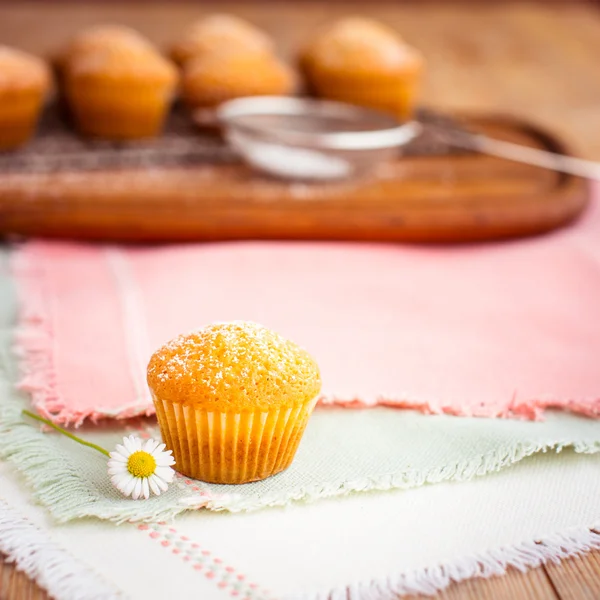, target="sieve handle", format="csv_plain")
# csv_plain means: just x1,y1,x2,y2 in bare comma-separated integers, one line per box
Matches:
448,132,600,181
